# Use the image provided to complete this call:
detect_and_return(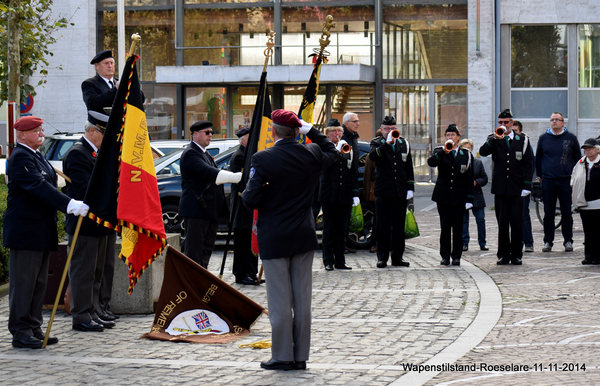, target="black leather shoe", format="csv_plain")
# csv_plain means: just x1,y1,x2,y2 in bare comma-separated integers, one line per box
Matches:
324,265,334,271
94,318,115,329
34,334,58,345
12,336,43,349
260,358,294,370
440,258,450,266
376,261,387,268
335,264,352,270
511,258,523,265
294,361,307,370
236,276,258,285
582,259,594,265
452,259,461,266
392,260,410,267
73,320,104,332
105,311,120,319
462,245,468,251
480,245,489,251
497,257,510,265
99,313,117,321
